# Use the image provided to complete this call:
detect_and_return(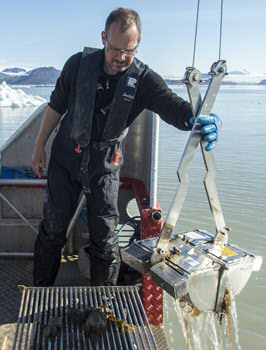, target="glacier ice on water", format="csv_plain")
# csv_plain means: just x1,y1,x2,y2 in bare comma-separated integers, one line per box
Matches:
0,82,46,108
